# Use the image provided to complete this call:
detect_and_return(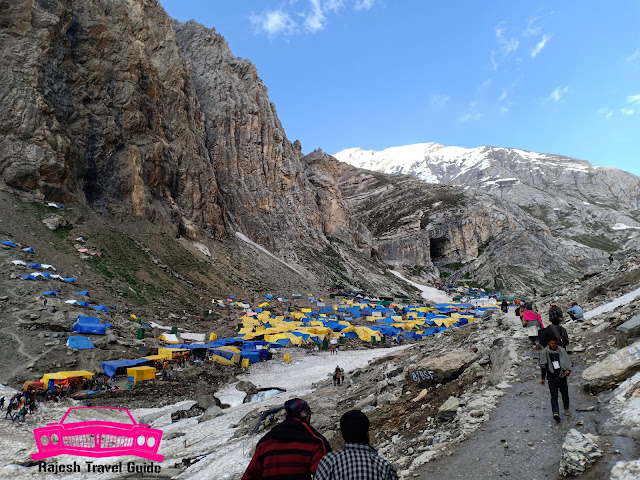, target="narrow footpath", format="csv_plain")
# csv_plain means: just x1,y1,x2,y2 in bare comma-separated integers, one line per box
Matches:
415,310,639,480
